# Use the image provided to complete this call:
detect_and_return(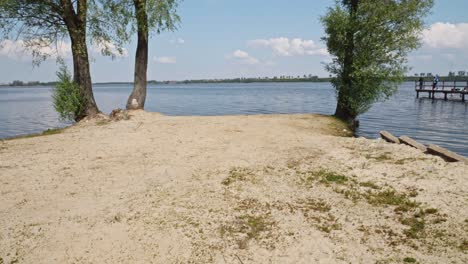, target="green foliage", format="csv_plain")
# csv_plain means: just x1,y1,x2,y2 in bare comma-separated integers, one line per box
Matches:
322,0,434,118
0,0,66,64
403,257,417,263
0,0,113,63
97,0,181,49
316,170,348,184
52,62,86,121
